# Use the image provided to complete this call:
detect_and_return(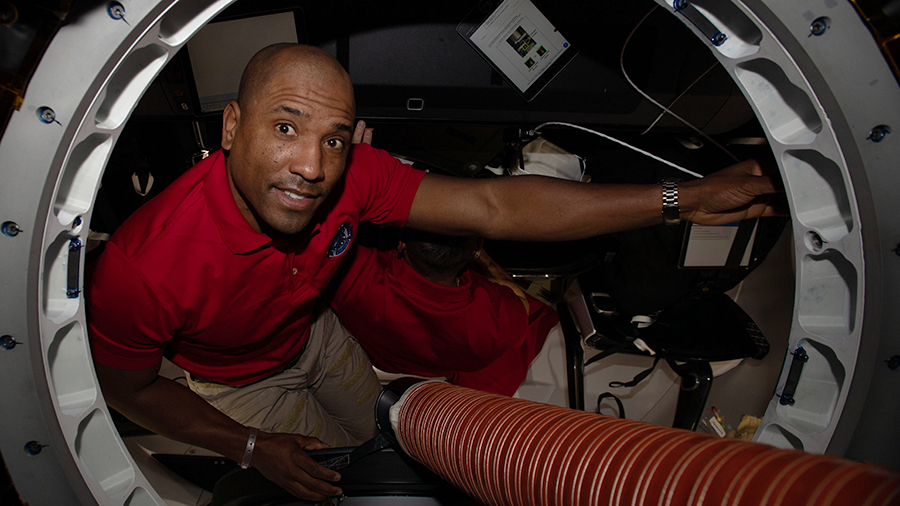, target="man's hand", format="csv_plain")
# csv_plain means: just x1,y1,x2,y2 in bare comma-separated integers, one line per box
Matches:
681,159,784,226
94,361,345,502
352,120,373,145
250,432,343,501
469,248,529,313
